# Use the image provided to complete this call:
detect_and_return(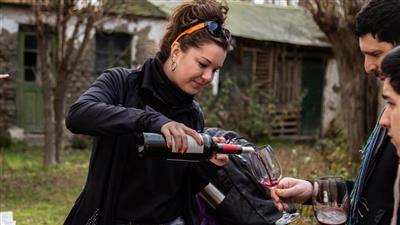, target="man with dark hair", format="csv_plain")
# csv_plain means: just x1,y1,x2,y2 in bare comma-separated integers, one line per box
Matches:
381,47,400,94
272,0,400,224
355,0,400,79
380,46,400,225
